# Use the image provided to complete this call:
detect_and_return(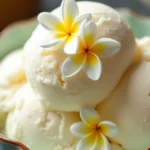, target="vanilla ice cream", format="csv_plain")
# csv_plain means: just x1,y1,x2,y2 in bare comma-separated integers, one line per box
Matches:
97,41,150,150
1,1,147,149
24,1,135,111
6,84,80,150
0,50,26,129
136,37,150,61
